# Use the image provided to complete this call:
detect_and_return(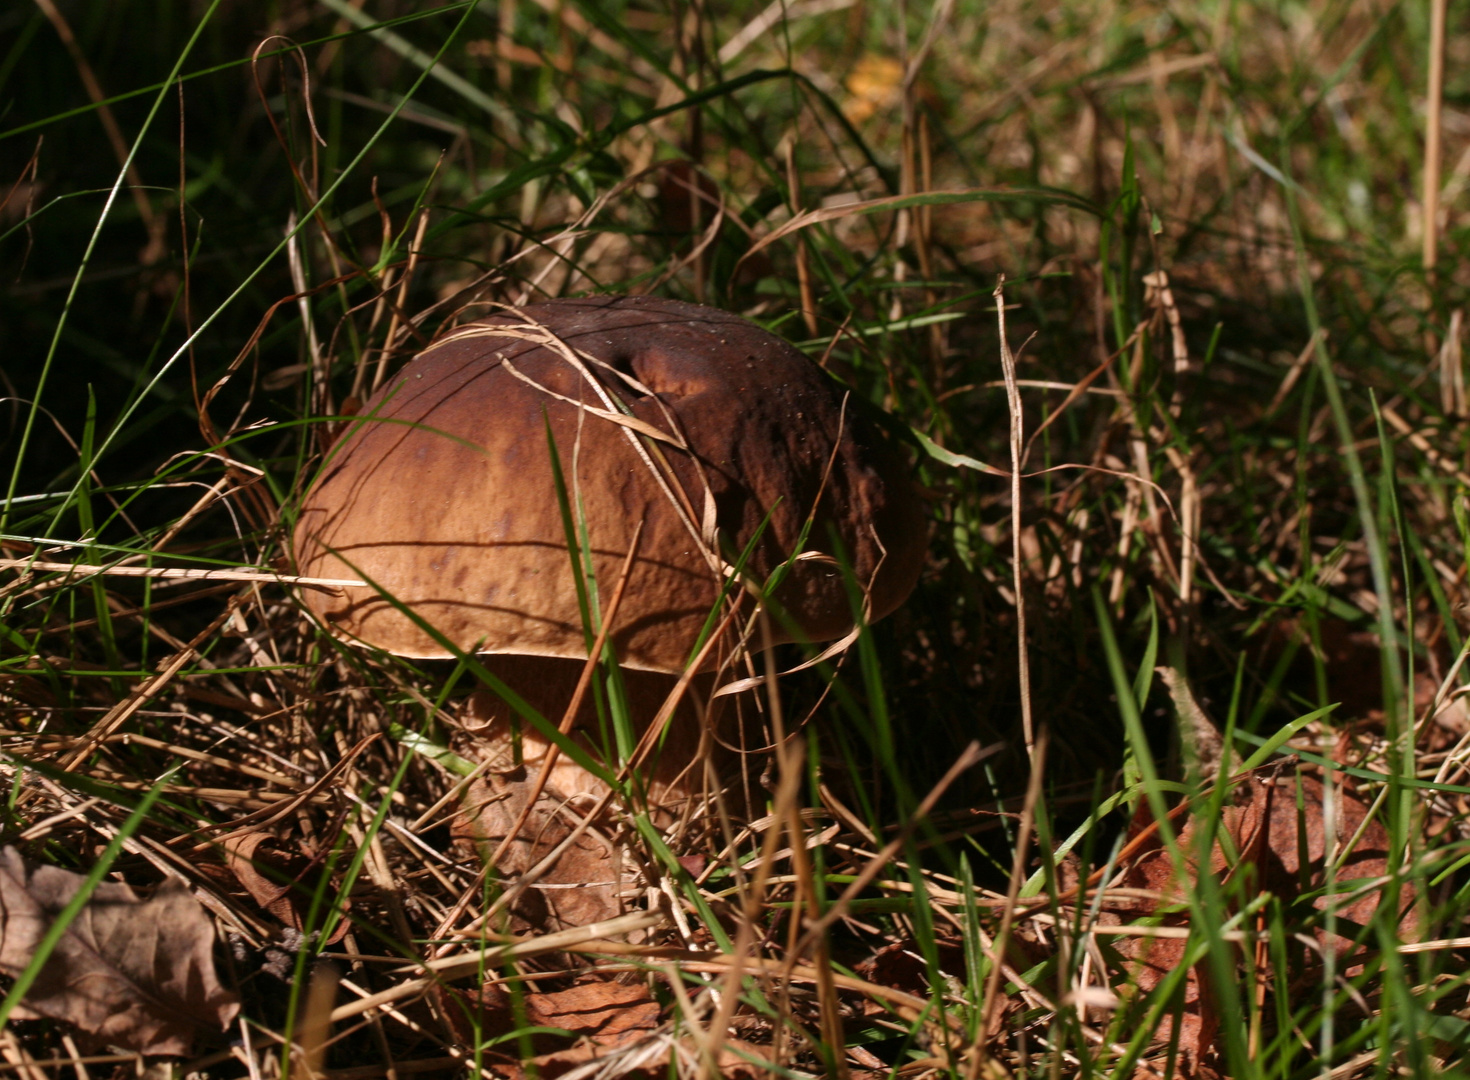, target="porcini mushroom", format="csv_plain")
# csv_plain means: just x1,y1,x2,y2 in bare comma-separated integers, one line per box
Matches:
293,295,924,927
